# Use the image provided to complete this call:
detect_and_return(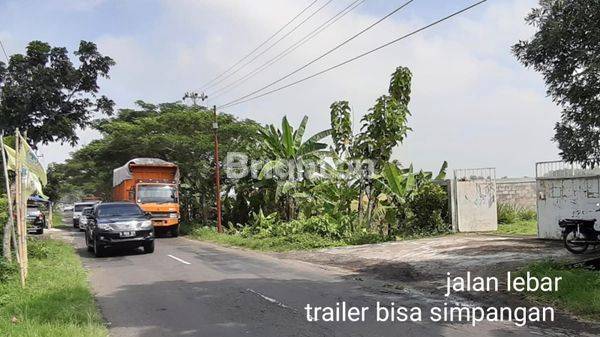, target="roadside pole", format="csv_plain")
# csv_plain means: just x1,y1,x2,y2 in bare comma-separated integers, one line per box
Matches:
213,105,223,233
0,131,18,263
21,131,28,280
14,129,25,286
